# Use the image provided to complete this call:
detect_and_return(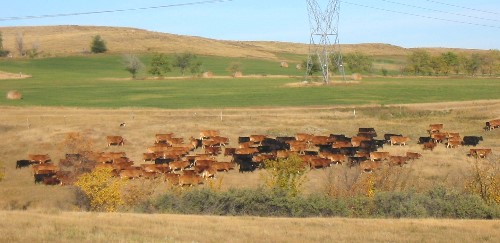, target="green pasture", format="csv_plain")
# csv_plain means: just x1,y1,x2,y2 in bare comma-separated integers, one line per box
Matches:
0,55,499,109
